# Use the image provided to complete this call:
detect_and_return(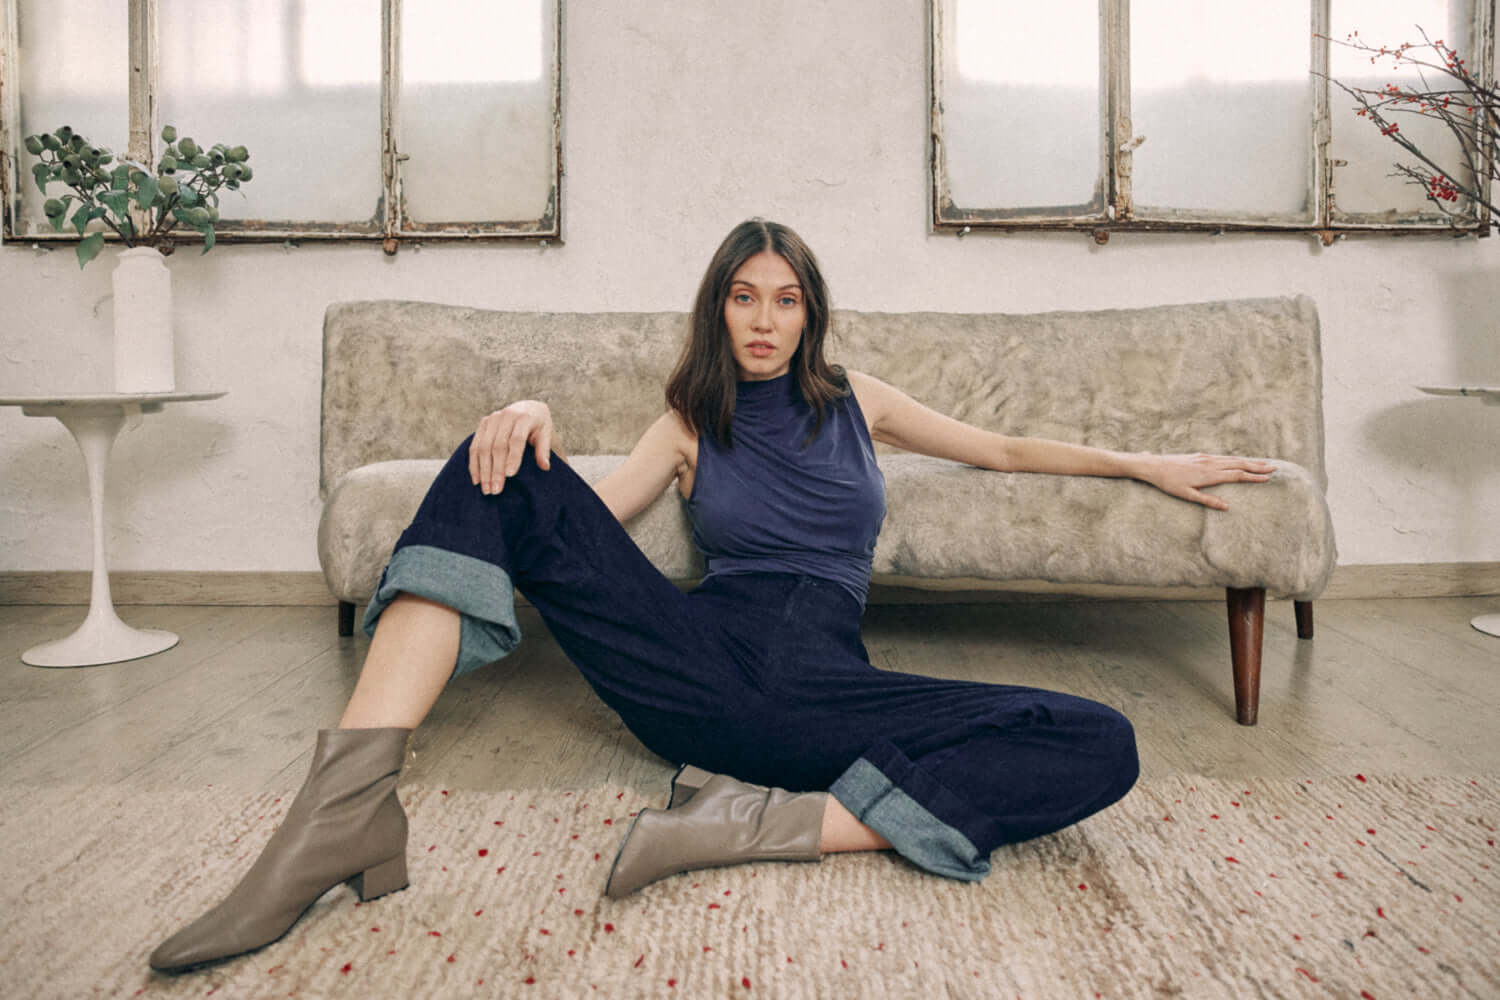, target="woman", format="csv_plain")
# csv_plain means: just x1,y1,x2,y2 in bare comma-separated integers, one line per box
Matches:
150,220,1273,973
